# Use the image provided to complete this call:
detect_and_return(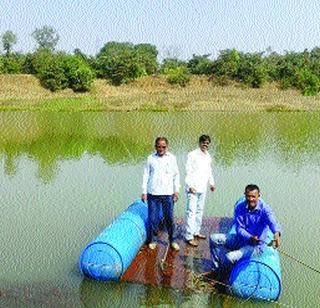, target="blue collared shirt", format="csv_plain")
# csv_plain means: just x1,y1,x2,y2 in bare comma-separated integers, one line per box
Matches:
234,196,281,248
